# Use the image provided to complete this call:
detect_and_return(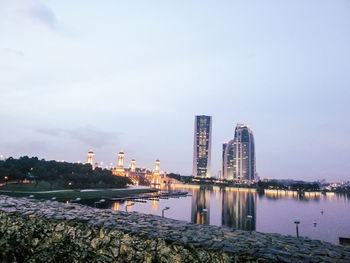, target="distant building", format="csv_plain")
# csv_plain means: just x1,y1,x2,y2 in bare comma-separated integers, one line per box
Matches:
113,151,126,176
222,124,256,181
87,150,94,166
131,159,136,172
193,115,212,178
